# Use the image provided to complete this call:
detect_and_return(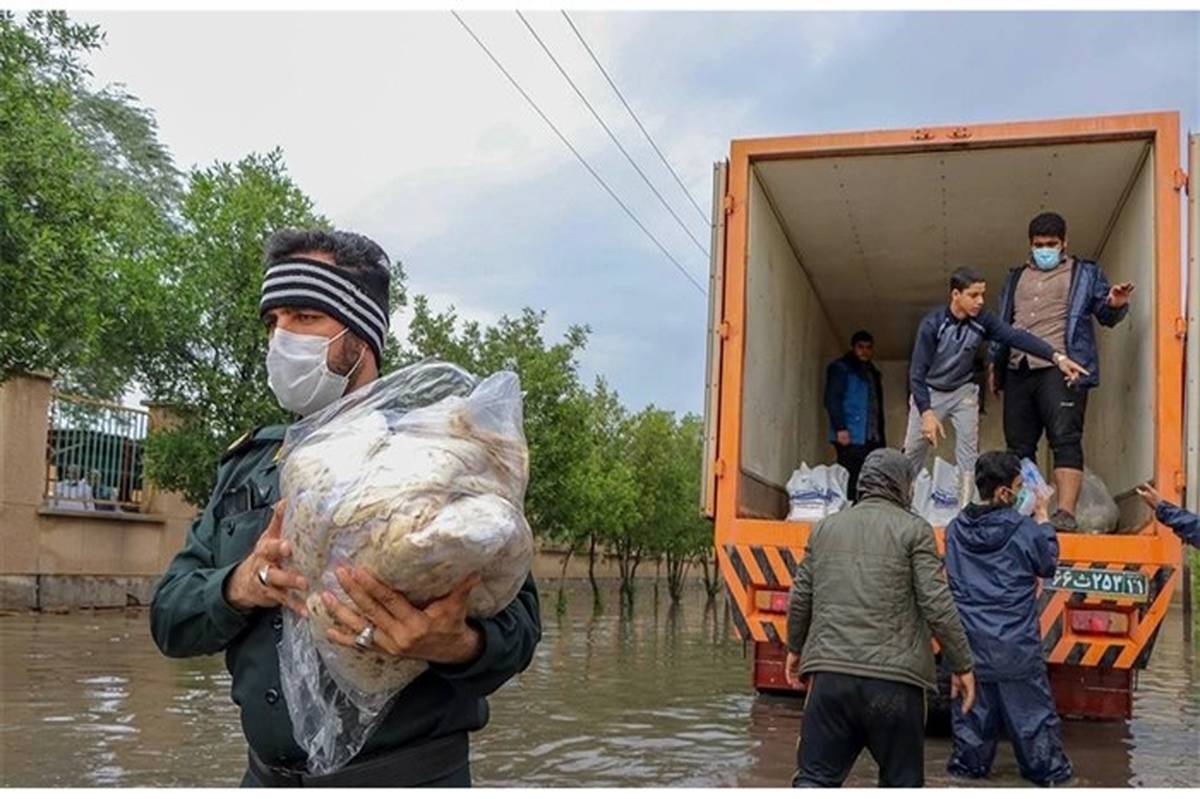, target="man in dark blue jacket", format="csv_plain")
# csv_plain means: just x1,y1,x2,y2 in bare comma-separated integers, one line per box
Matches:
944,451,1073,787
1136,483,1200,546
824,330,886,501
990,211,1134,530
